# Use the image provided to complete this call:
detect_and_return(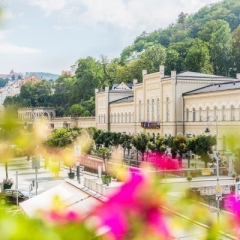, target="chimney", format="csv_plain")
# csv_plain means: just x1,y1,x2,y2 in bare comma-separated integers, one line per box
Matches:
142,70,147,76
133,79,138,85
237,73,240,80
159,65,164,75
171,70,176,78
